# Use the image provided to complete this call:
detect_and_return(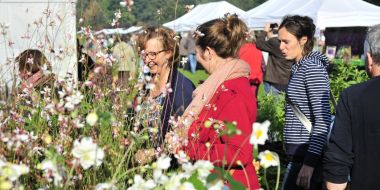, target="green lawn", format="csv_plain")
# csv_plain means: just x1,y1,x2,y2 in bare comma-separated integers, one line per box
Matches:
178,69,209,87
